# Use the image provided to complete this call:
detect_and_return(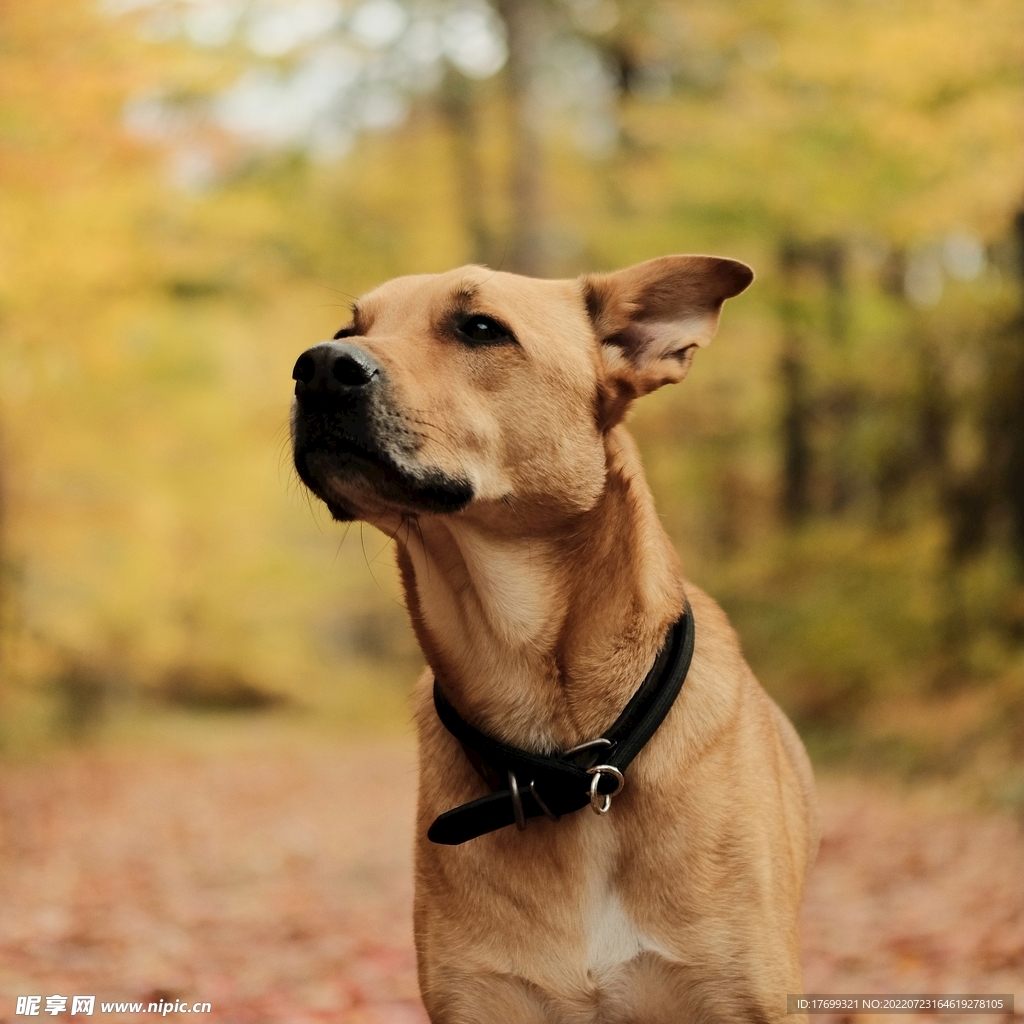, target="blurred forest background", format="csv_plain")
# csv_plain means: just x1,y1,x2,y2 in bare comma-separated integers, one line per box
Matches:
1,0,1022,804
